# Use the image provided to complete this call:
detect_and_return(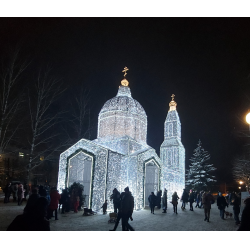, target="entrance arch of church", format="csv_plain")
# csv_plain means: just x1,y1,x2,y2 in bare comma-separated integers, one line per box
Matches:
143,159,160,207
67,150,94,208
